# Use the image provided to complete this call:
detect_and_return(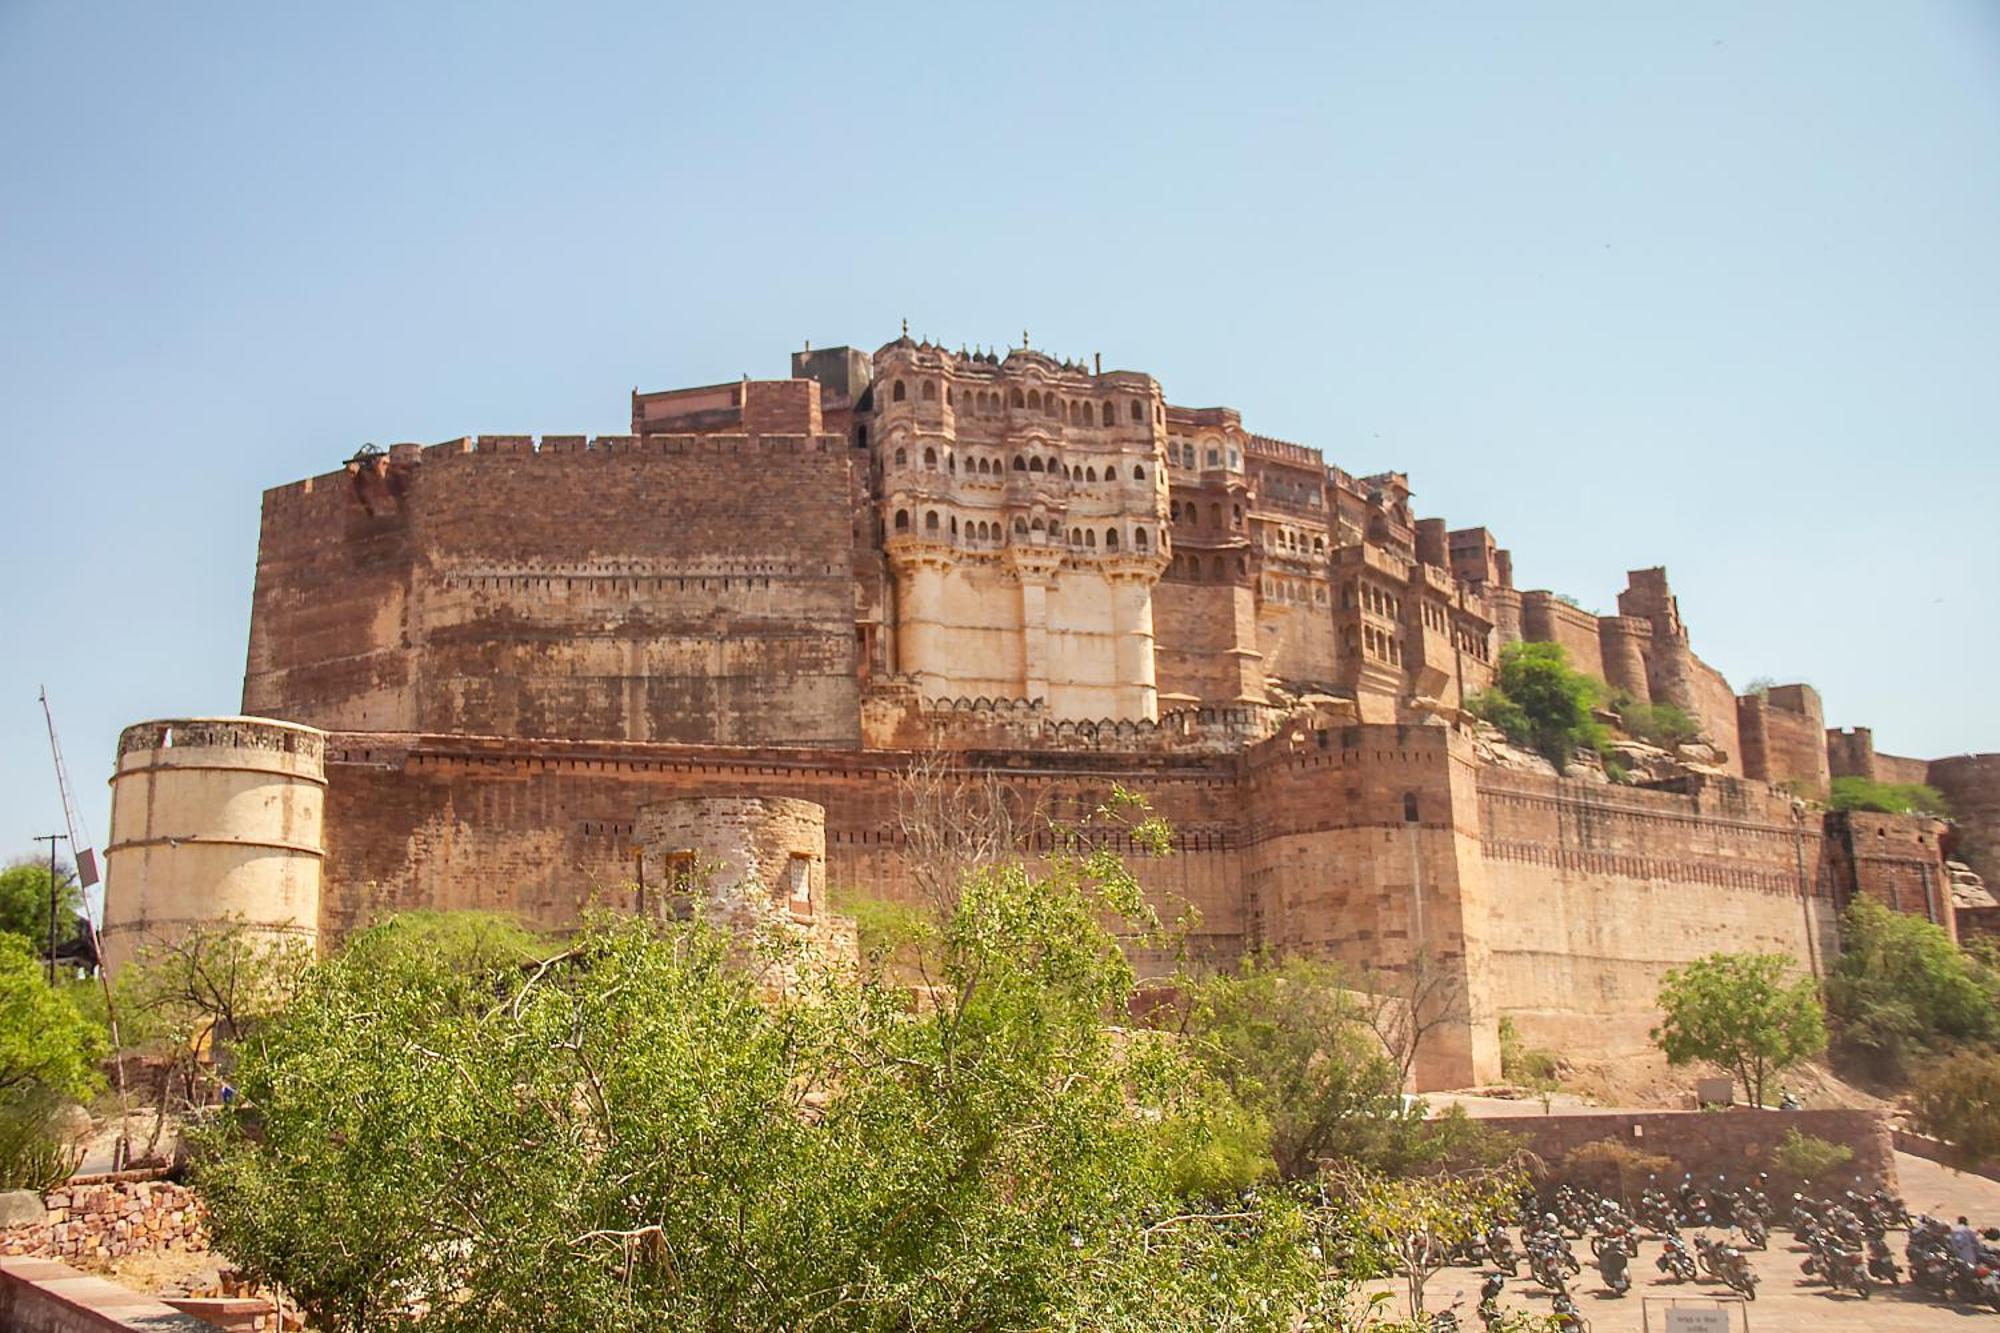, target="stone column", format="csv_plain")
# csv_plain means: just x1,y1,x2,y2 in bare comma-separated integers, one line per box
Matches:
1019,575,1050,703
1109,571,1159,721
892,555,951,698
